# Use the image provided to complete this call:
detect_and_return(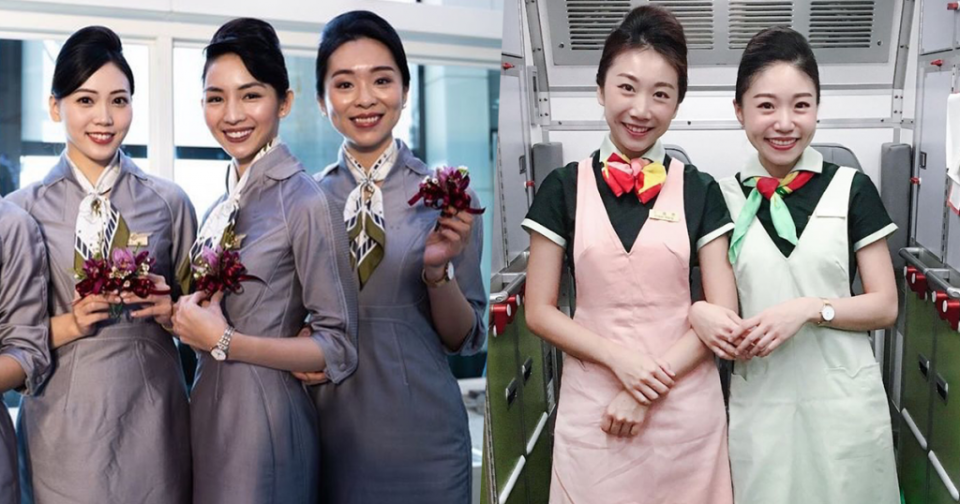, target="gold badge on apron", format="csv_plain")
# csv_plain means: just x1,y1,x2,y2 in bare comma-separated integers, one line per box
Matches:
650,210,679,222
